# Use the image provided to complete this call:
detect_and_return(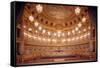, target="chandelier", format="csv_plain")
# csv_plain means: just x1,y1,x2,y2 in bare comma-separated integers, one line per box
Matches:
36,4,43,13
